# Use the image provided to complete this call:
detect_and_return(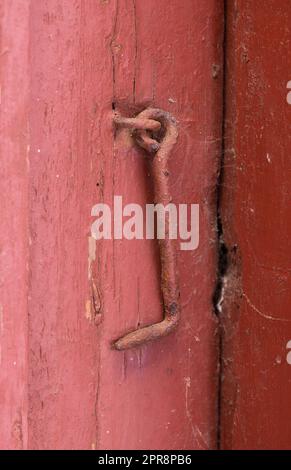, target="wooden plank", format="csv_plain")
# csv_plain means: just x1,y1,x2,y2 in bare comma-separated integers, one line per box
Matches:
27,0,111,449
0,0,30,450
96,0,224,450
221,0,291,449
